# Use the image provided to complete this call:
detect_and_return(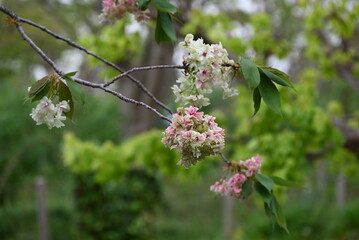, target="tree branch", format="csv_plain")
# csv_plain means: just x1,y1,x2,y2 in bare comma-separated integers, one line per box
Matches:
335,64,359,94
0,5,173,115
103,64,186,87
0,5,171,123
73,77,172,122
220,152,232,167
